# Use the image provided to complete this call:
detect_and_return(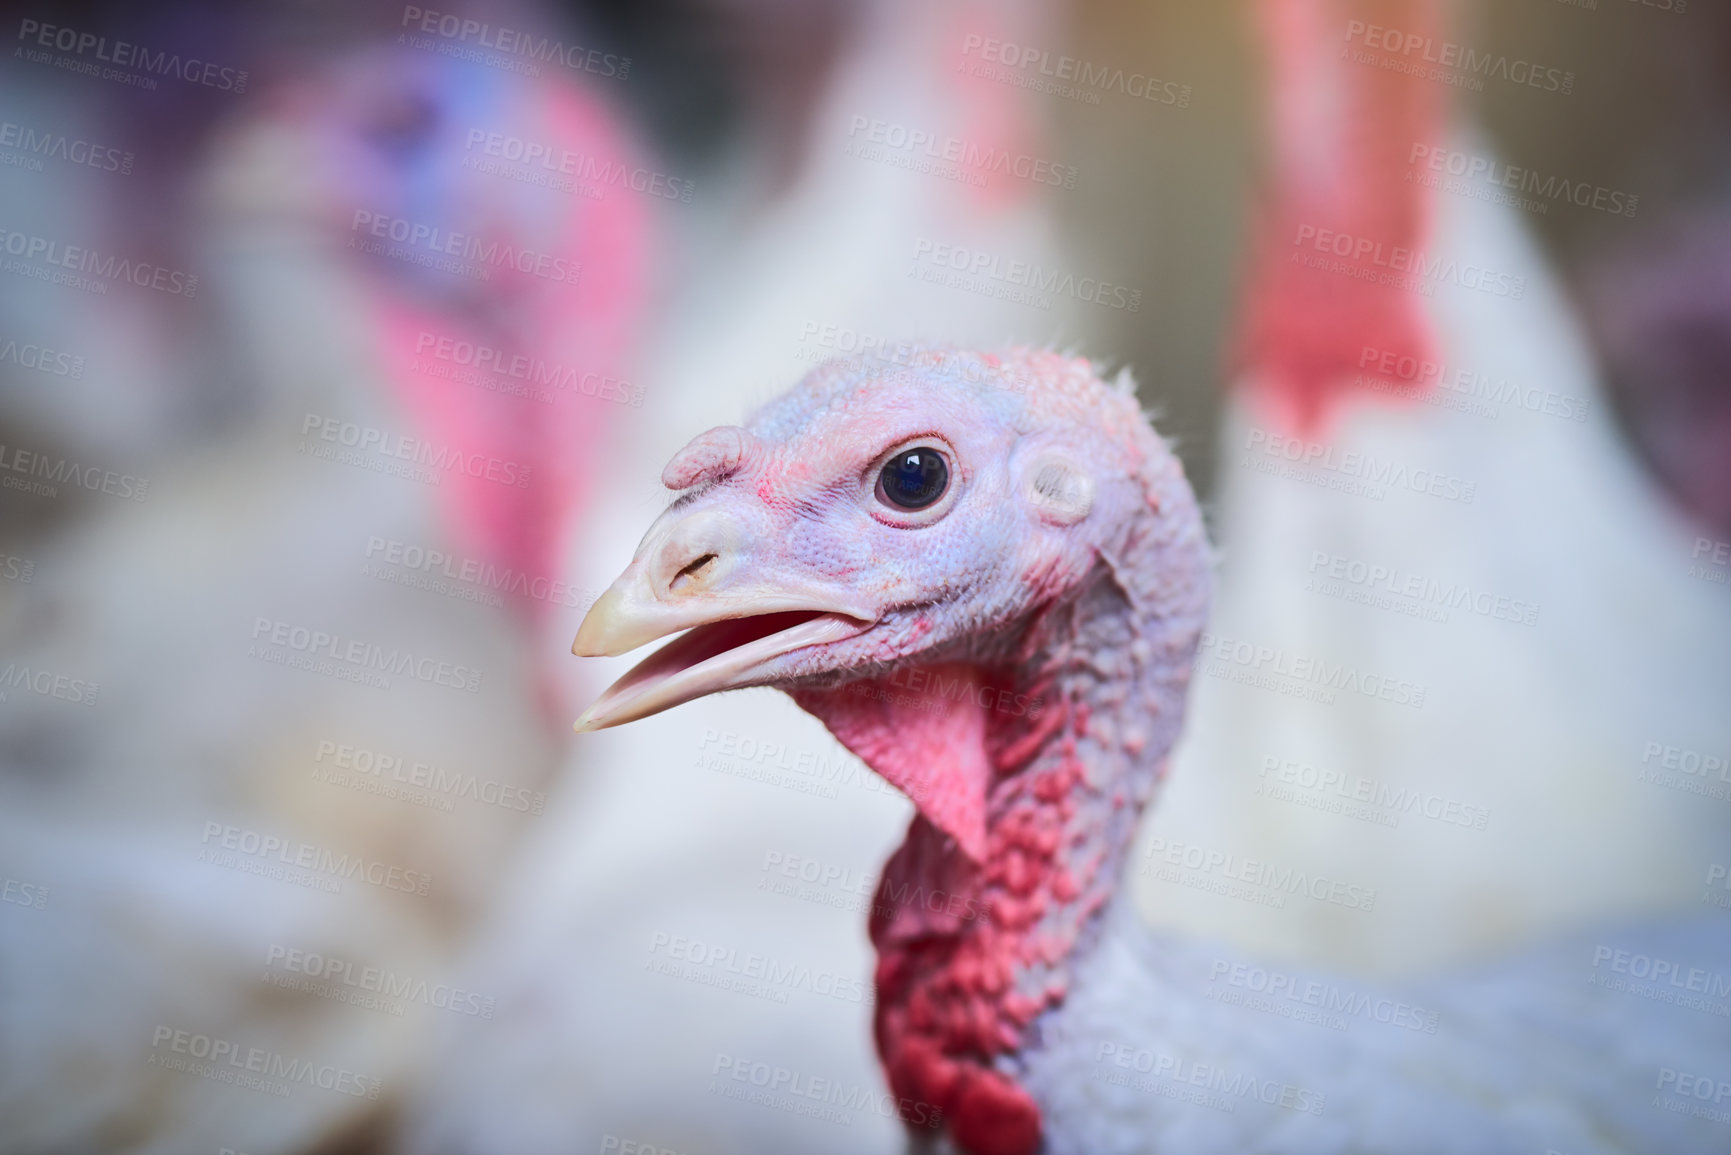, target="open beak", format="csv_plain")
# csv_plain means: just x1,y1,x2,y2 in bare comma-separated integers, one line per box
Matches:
571,530,874,732
572,606,868,732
